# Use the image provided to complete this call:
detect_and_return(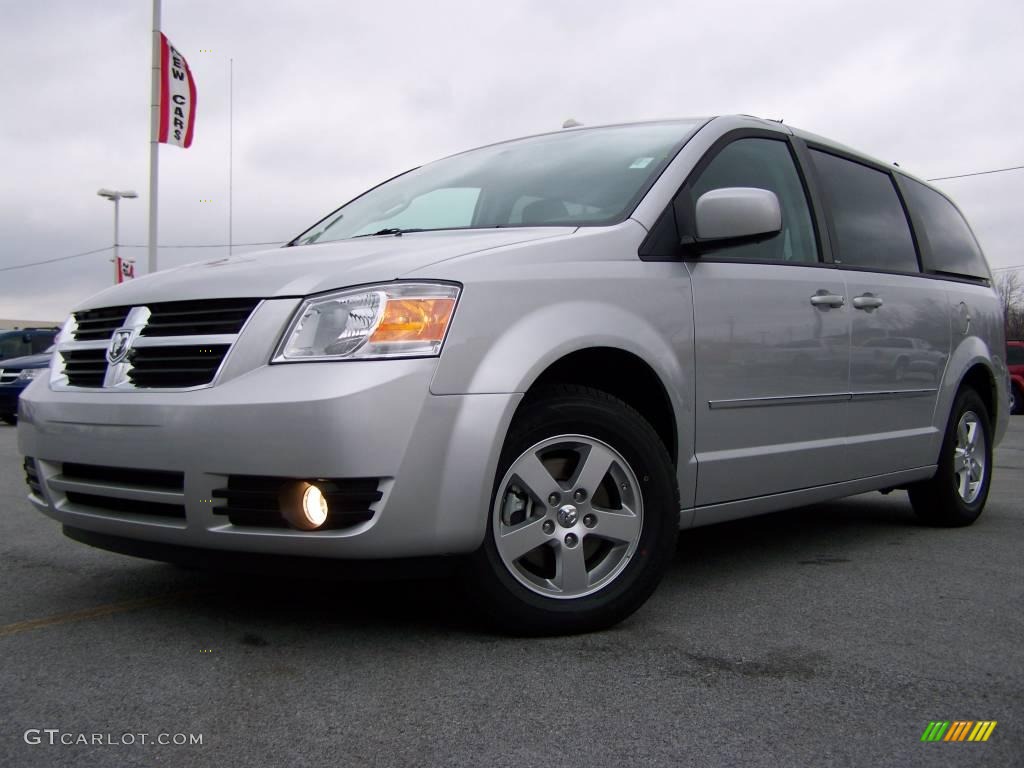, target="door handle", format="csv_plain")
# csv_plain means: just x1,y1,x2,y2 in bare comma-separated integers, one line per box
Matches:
810,290,845,308
852,294,883,311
